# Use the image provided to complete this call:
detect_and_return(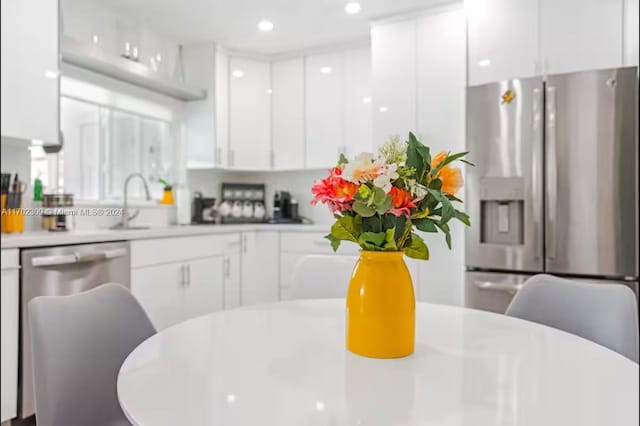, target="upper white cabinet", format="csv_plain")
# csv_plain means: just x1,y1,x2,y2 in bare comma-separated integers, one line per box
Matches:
1,0,60,144
466,0,540,86
228,56,271,170
467,0,631,85
272,58,305,170
343,47,373,157
371,19,417,148
416,9,466,153
305,52,345,168
540,0,623,74
183,43,217,169
624,0,639,66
